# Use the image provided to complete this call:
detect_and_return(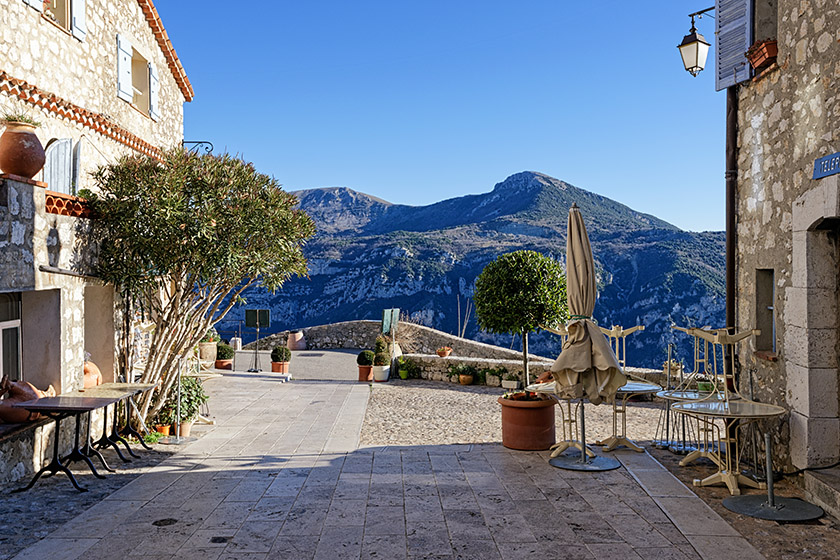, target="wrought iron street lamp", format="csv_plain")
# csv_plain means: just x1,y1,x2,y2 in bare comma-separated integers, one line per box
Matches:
678,7,713,76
